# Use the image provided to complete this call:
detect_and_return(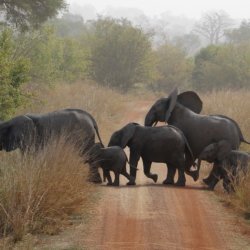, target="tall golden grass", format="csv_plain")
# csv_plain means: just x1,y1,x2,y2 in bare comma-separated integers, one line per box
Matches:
200,89,250,216
23,81,127,142
0,137,91,241
0,81,127,242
